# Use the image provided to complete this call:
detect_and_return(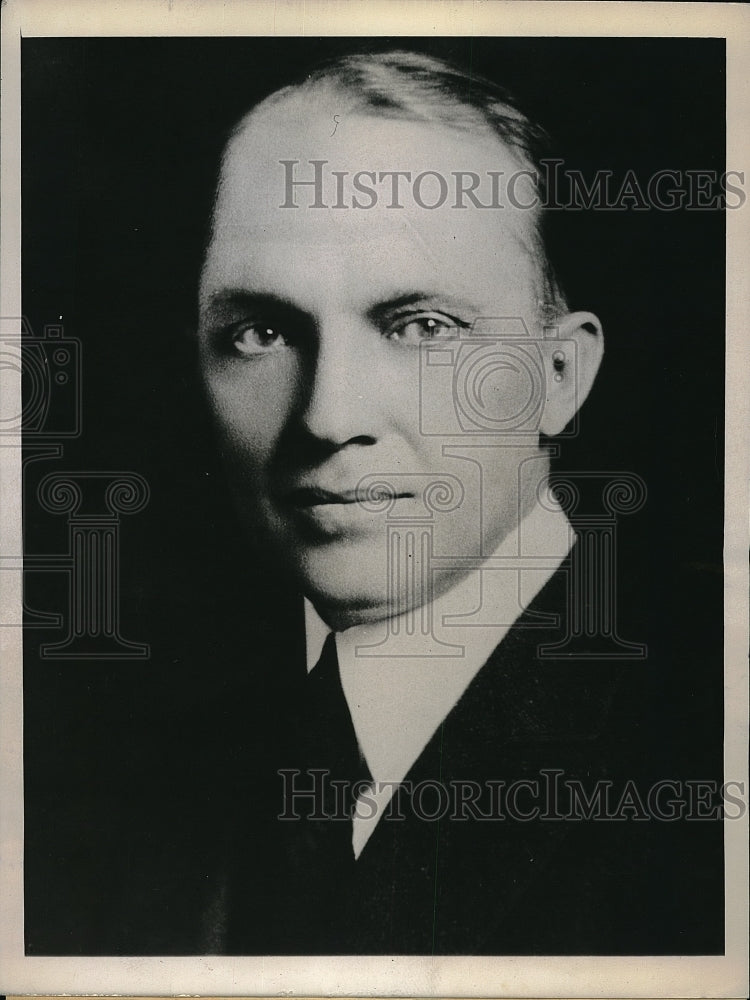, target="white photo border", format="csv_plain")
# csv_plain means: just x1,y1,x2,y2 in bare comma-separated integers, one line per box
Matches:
1,1,748,997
